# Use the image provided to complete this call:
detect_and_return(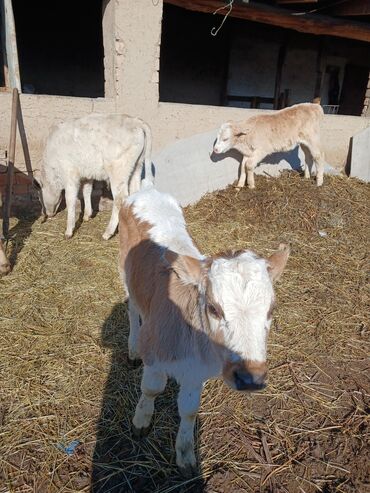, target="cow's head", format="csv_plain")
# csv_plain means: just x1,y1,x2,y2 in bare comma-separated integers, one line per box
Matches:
214,122,237,154
33,171,62,219
167,244,290,392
